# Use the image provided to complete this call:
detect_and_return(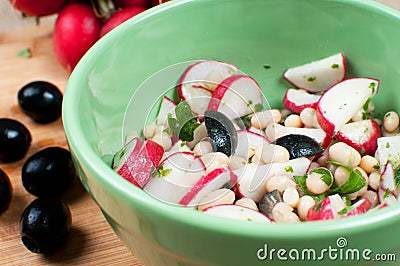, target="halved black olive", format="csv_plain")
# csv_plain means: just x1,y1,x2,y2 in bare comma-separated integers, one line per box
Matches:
259,189,282,218
272,134,323,159
204,110,238,156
